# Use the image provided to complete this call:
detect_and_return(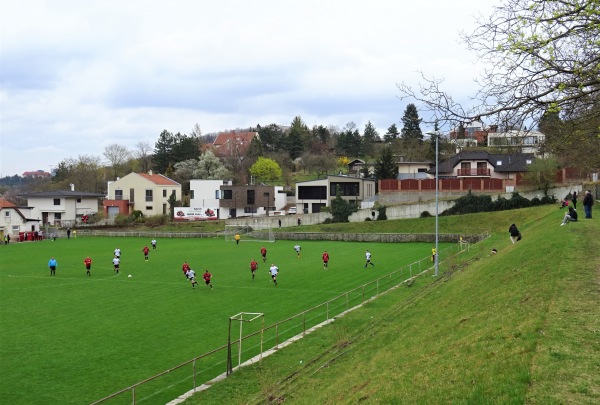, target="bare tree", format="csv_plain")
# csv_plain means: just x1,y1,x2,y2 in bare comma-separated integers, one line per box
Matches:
134,141,153,173
398,0,600,129
103,144,131,179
